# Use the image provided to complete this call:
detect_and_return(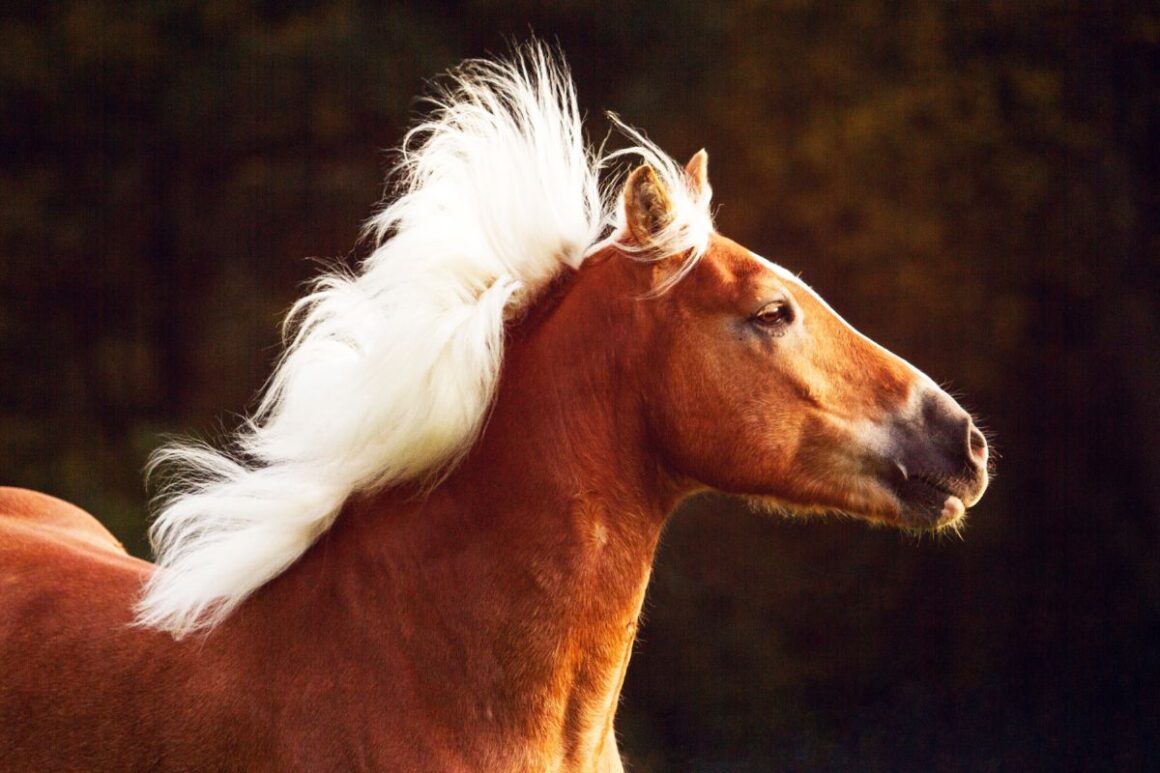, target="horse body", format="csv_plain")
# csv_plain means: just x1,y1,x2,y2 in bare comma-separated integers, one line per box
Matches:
0,45,990,770
0,248,674,770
